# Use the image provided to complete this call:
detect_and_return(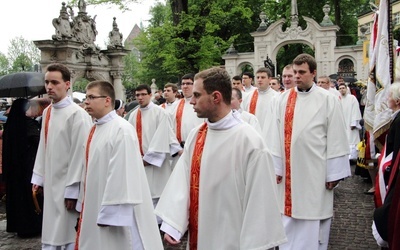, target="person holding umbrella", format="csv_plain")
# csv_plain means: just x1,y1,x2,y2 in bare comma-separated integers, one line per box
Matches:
2,99,42,237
